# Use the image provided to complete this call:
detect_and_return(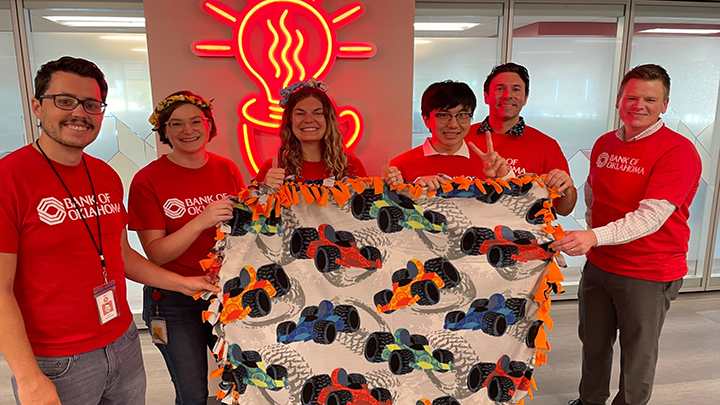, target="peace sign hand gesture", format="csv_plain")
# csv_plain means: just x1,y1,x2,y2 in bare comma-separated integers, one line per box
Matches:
468,131,511,178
